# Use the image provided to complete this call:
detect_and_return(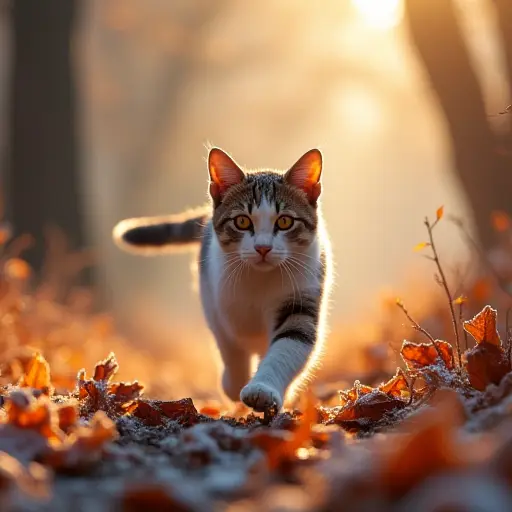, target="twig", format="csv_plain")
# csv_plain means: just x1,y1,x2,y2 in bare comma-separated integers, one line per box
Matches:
425,217,462,368
396,300,448,367
460,301,469,353
507,308,512,366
